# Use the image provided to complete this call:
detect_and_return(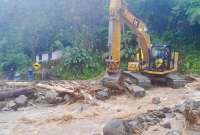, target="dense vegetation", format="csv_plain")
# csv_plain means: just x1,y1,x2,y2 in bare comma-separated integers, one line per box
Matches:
0,0,199,79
